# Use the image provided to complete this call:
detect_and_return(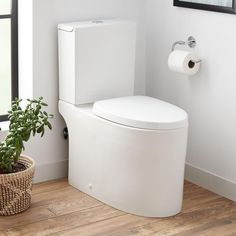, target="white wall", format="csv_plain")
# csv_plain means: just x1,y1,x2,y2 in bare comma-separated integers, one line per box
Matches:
18,0,33,101
2,0,236,197
146,1,236,187
11,0,146,182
